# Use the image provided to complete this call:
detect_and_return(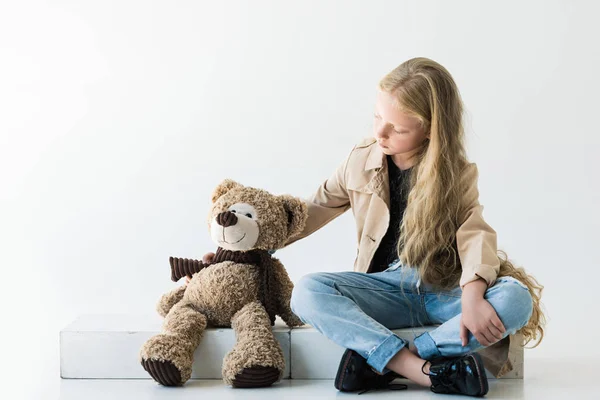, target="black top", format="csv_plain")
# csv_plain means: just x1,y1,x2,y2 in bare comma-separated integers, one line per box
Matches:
367,155,412,273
